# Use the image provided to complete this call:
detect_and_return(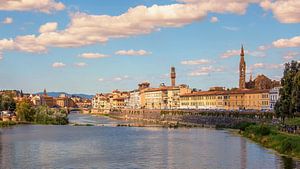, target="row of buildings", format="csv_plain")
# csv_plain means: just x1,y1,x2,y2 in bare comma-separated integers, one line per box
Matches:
1,89,92,108
92,45,281,111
